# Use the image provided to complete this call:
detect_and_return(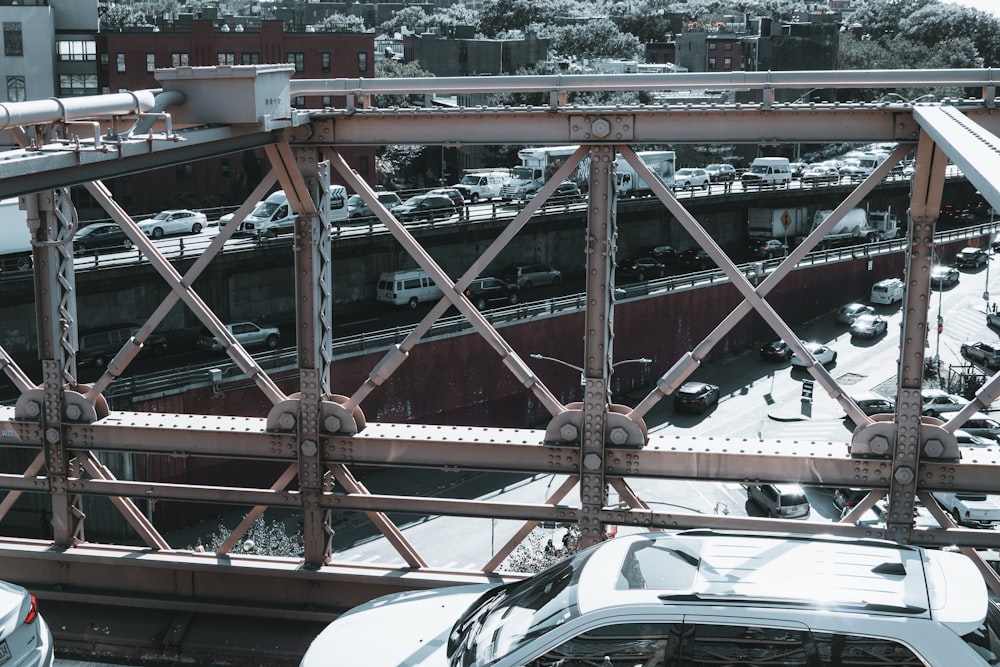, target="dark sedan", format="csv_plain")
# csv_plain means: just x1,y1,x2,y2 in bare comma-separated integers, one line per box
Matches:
617,256,666,282
74,223,134,254
673,381,721,414
759,339,793,361
930,265,960,288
